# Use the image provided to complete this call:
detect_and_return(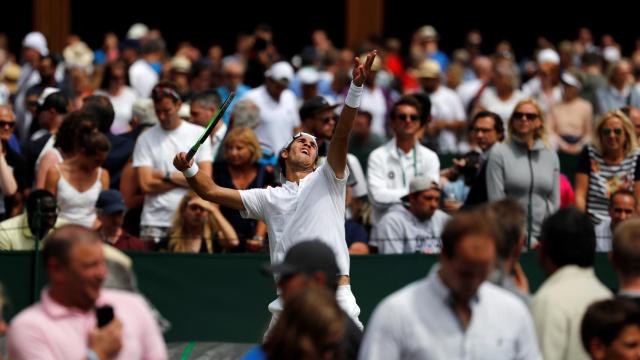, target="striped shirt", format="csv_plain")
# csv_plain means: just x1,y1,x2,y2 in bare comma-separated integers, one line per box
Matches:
576,145,640,224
